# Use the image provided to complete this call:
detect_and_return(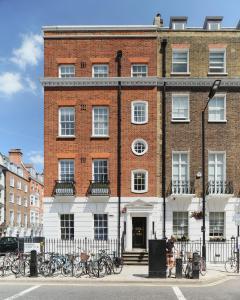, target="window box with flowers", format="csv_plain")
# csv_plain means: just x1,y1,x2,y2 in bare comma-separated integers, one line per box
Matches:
209,237,226,242
190,211,203,220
